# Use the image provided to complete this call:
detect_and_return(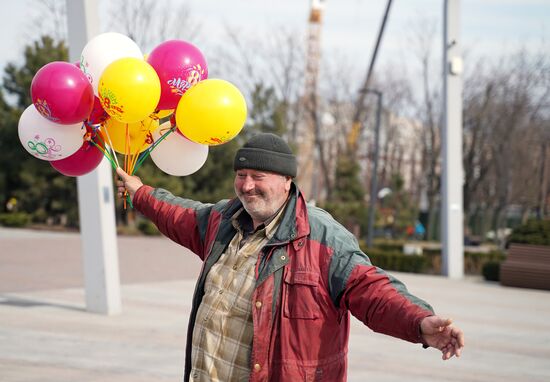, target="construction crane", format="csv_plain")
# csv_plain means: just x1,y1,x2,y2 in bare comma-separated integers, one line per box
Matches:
296,0,325,200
